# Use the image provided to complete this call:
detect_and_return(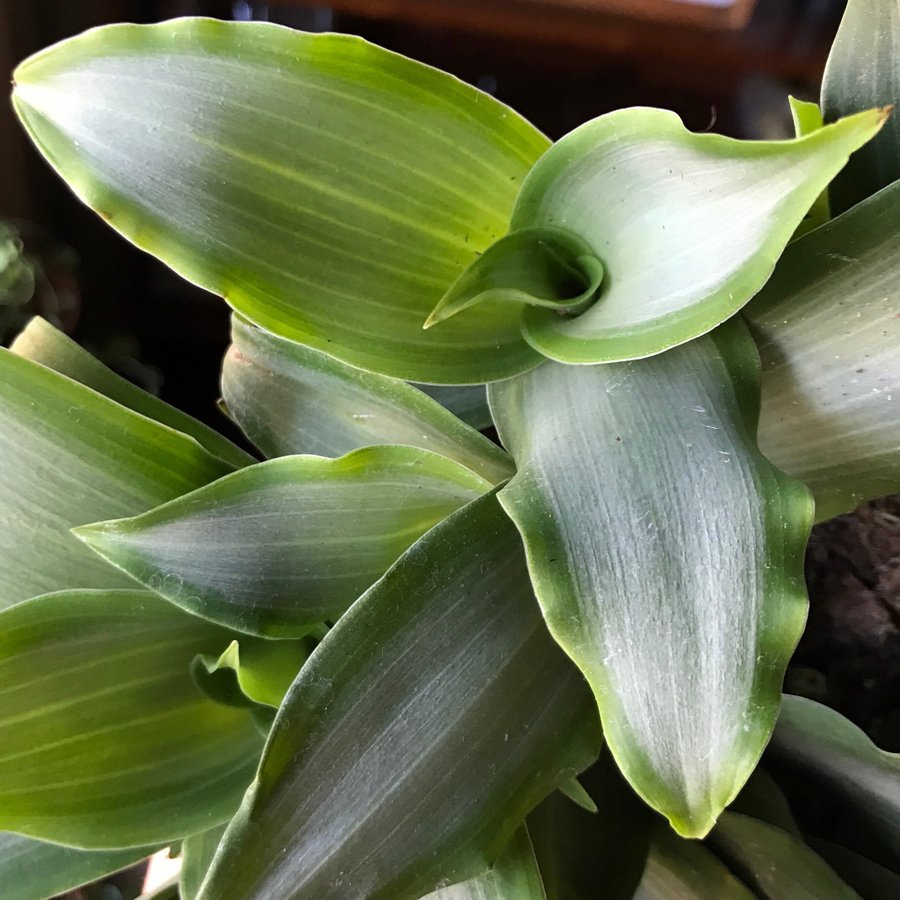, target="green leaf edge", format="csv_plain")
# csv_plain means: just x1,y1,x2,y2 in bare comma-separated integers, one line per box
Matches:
514,106,888,365
11,18,548,385
225,314,514,485
73,446,493,637
493,320,814,837
10,315,253,469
